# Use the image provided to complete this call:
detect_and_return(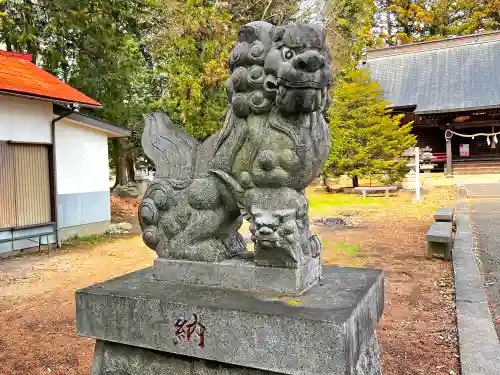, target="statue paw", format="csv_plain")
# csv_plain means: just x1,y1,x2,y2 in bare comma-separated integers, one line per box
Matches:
309,235,321,258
